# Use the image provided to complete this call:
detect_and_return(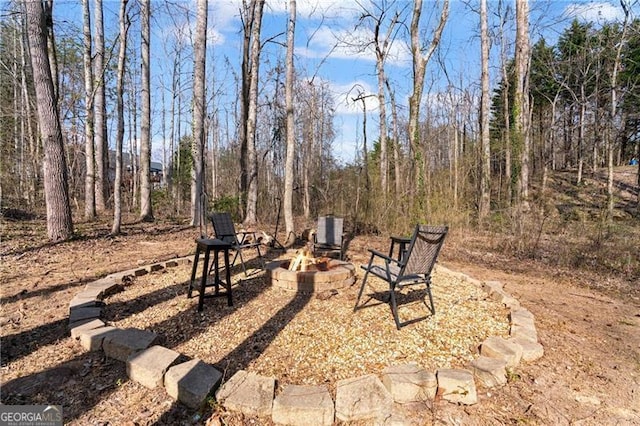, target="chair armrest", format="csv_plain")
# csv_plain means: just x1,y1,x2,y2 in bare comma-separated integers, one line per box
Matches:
367,249,402,267
236,231,259,245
